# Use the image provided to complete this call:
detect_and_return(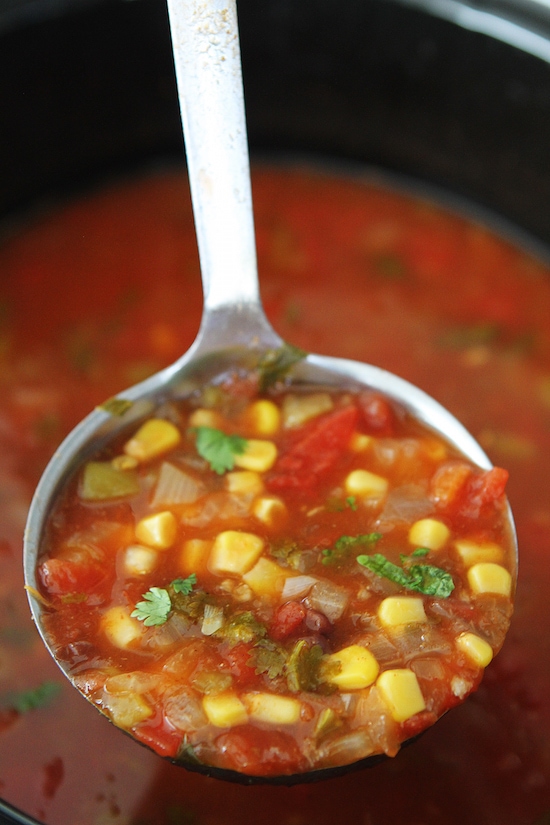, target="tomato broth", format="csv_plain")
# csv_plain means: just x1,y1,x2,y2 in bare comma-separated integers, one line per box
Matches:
0,166,549,822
